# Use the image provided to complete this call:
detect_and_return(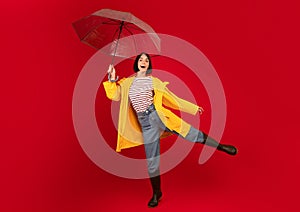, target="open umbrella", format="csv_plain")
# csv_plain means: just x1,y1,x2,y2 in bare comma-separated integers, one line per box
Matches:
72,8,161,64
